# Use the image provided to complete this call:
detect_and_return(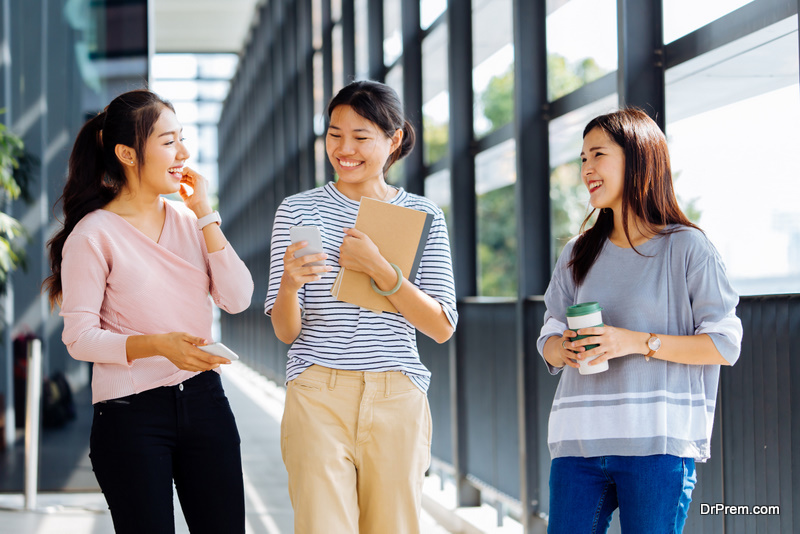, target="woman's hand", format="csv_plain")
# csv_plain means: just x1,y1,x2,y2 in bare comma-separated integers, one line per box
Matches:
281,241,330,293
338,228,386,276
552,330,581,369
178,166,213,217
563,324,639,367
155,332,232,372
